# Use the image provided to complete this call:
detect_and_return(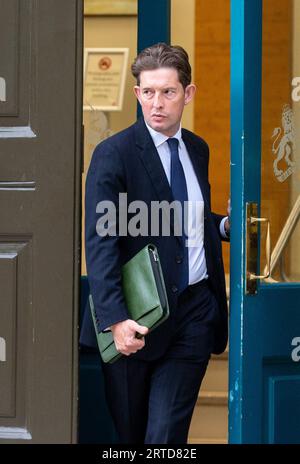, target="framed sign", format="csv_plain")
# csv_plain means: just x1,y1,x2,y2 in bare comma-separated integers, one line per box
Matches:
83,48,129,111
